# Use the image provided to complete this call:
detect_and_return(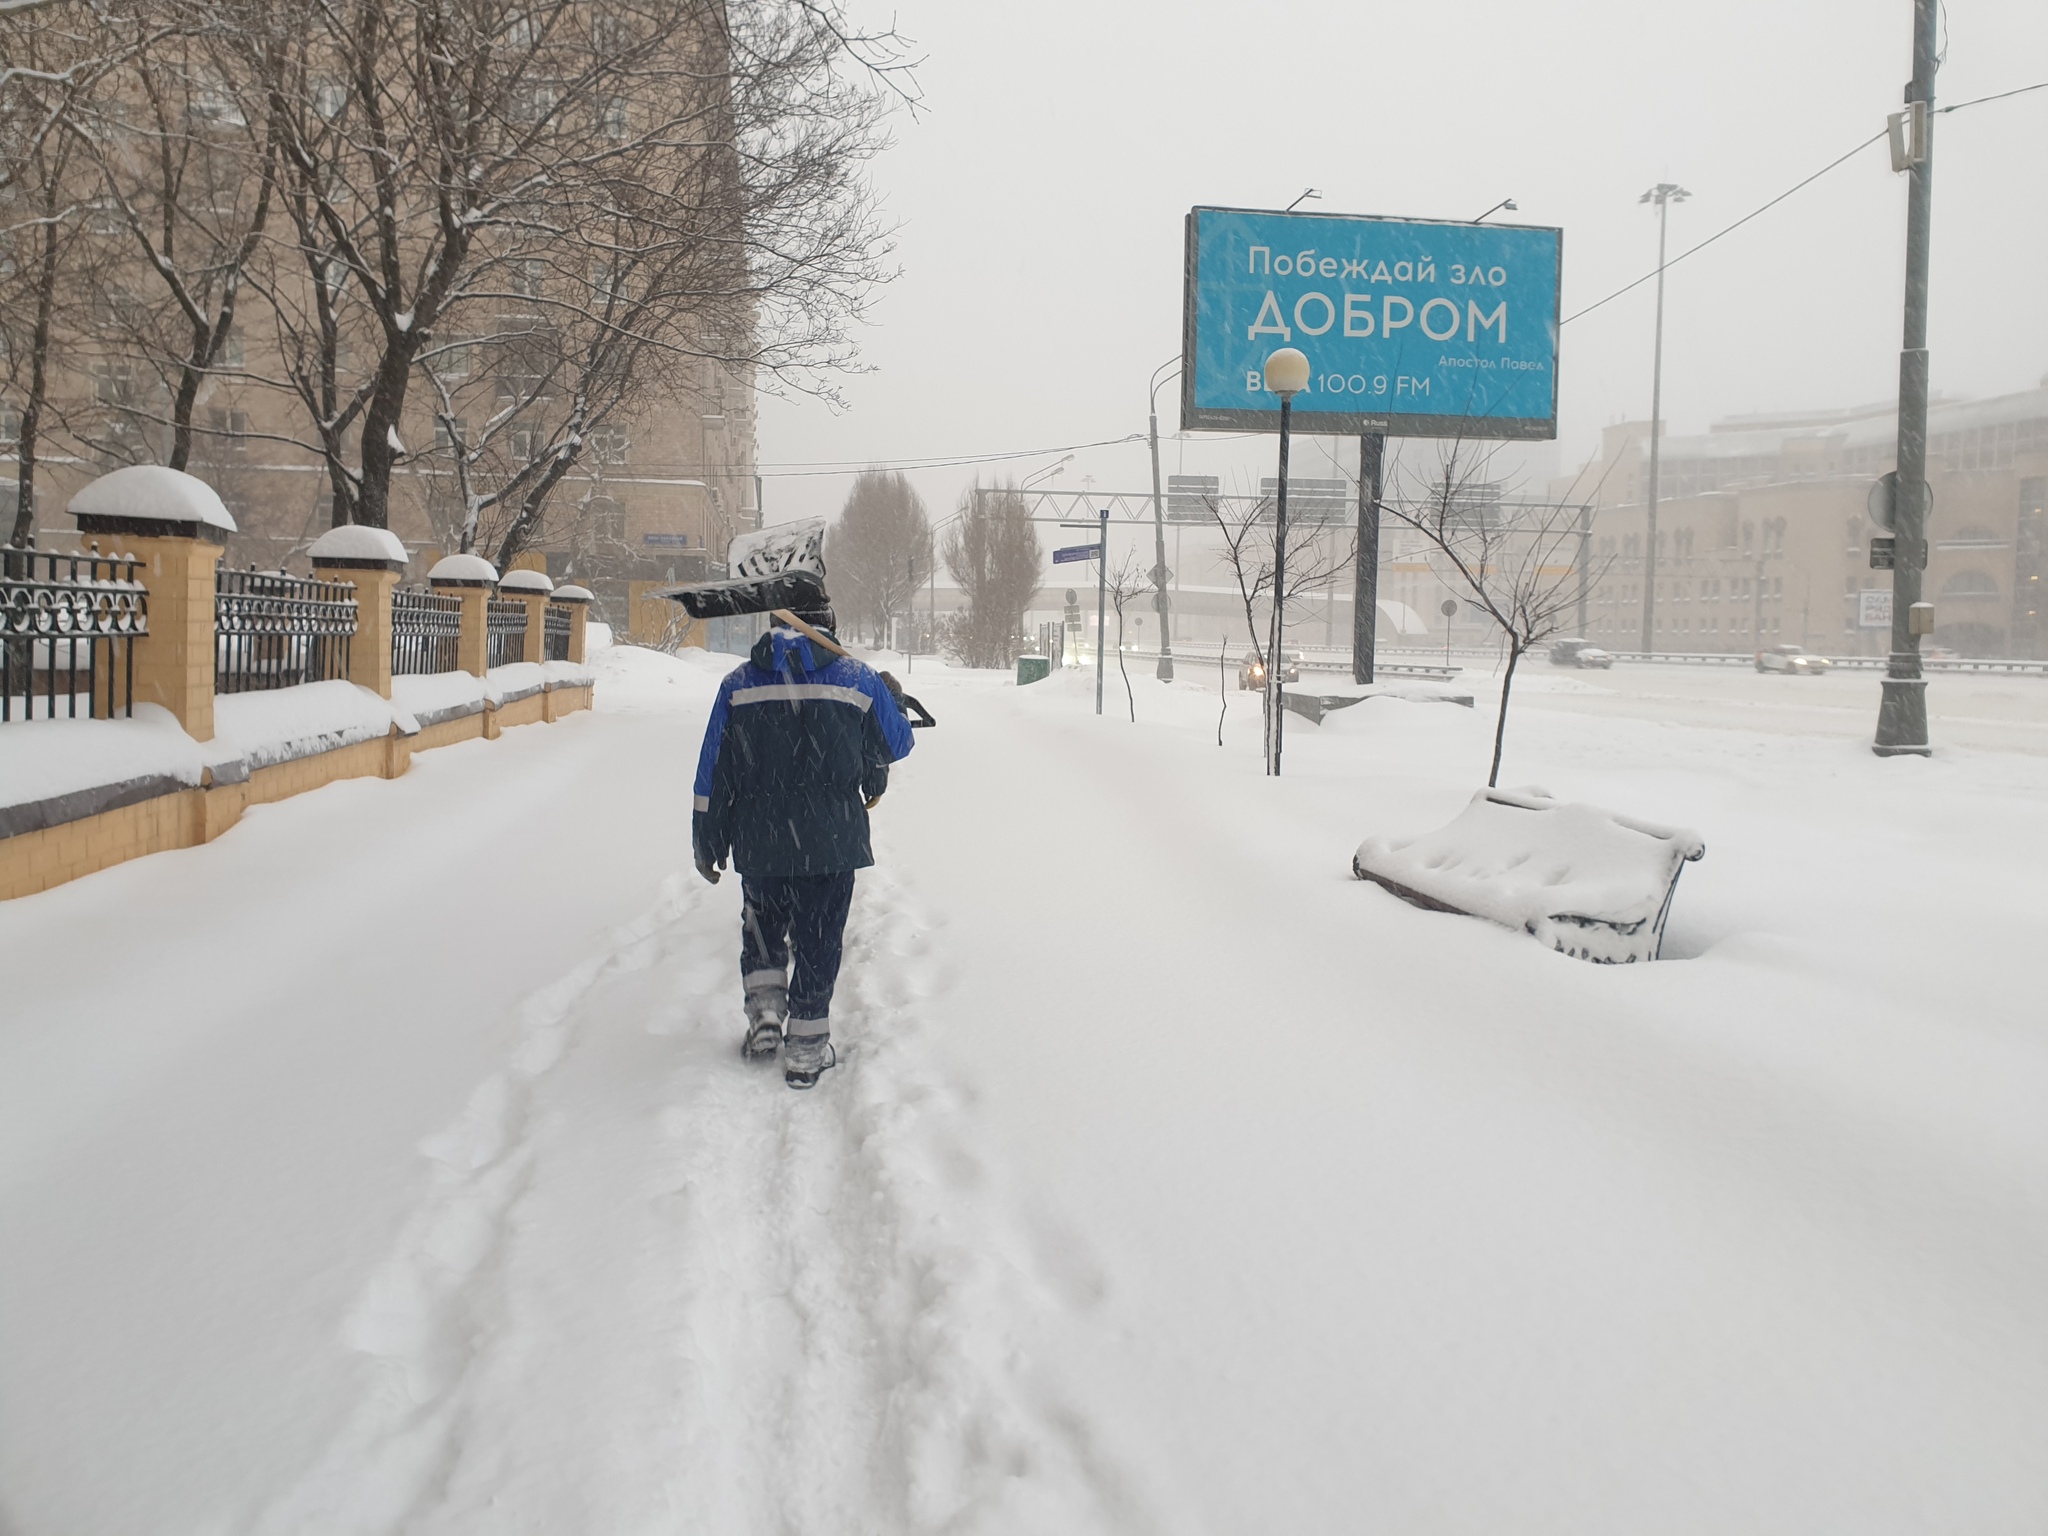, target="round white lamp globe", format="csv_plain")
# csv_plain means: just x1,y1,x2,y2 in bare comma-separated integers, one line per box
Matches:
1263,347,1311,397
